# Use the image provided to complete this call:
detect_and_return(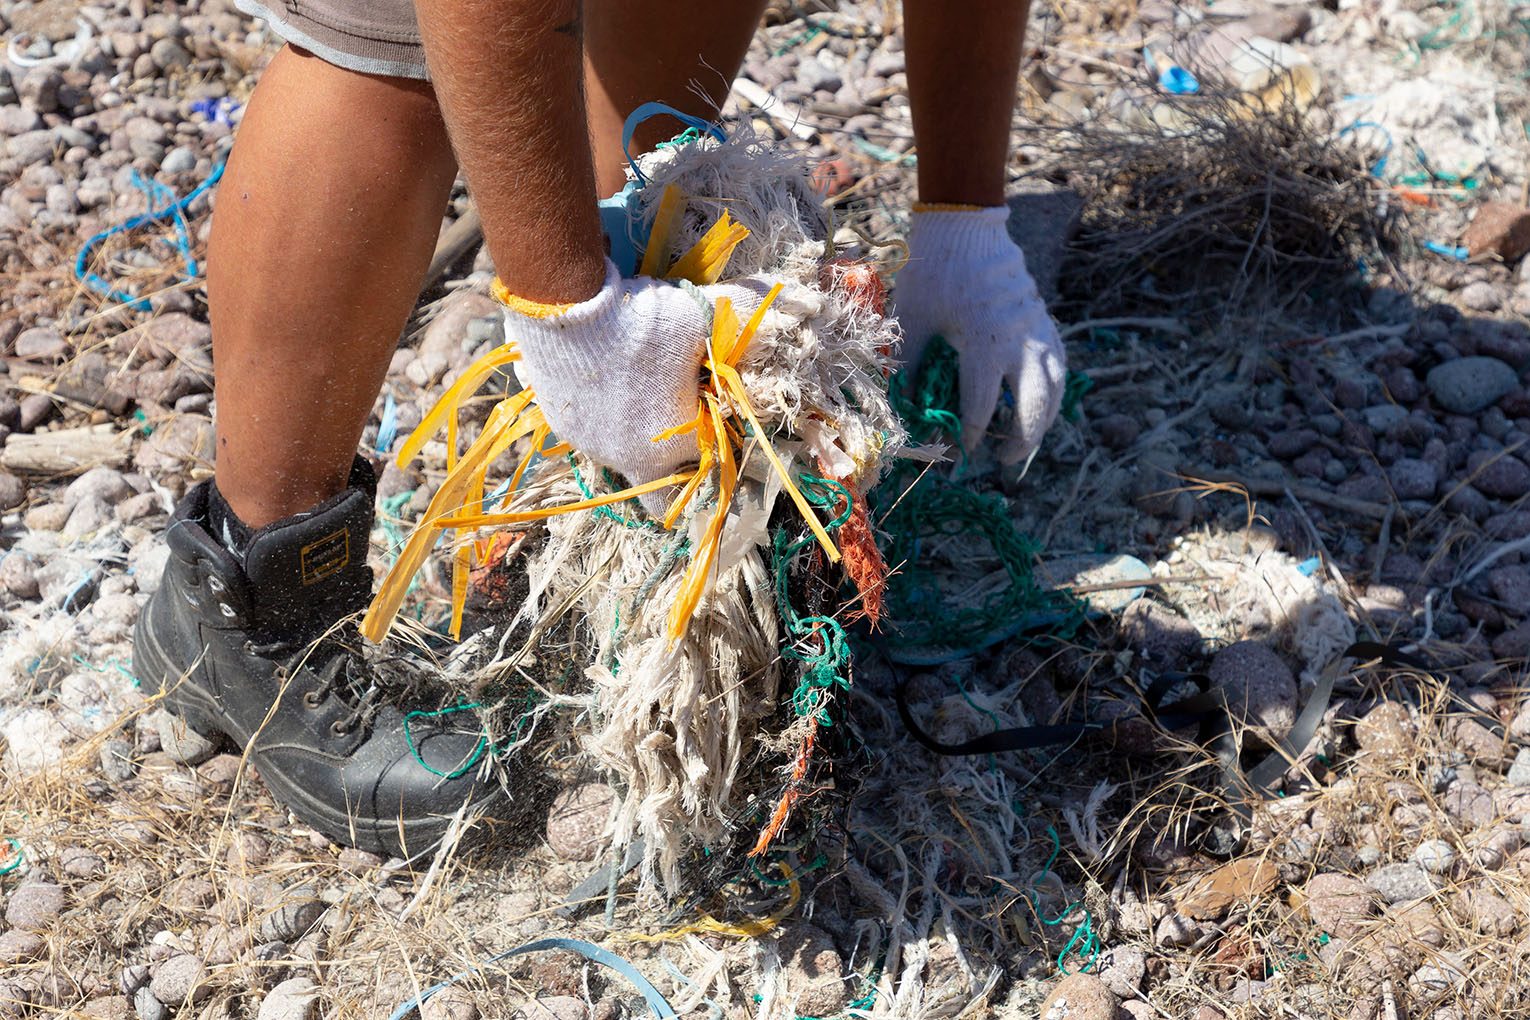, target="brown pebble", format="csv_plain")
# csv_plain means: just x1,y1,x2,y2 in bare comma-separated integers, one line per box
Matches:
1039,972,1120,1020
